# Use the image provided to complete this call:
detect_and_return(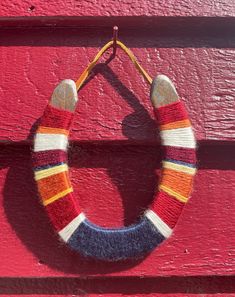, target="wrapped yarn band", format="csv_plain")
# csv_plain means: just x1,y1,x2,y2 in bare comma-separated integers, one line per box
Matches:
32,83,196,261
